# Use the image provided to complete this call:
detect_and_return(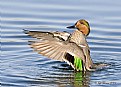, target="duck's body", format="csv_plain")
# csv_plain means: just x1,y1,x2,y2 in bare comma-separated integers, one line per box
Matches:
24,19,95,71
